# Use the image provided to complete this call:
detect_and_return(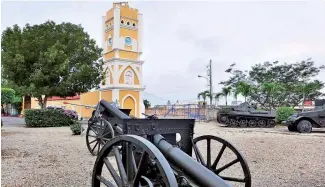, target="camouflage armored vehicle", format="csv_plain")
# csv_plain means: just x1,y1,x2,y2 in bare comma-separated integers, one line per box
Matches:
283,99,325,133
217,102,276,128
